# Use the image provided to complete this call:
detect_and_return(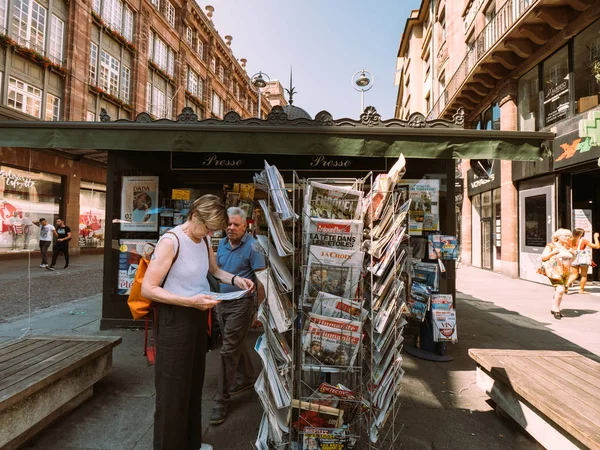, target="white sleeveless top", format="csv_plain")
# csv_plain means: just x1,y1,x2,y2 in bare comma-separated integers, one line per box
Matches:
160,225,210,298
